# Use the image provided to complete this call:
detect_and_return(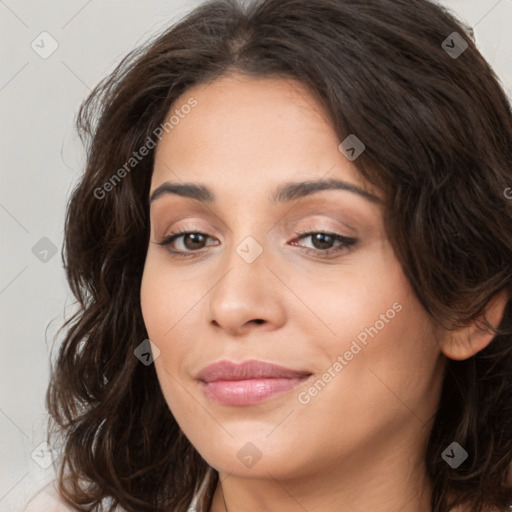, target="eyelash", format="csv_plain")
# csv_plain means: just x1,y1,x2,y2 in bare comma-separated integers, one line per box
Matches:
156,226,357,259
